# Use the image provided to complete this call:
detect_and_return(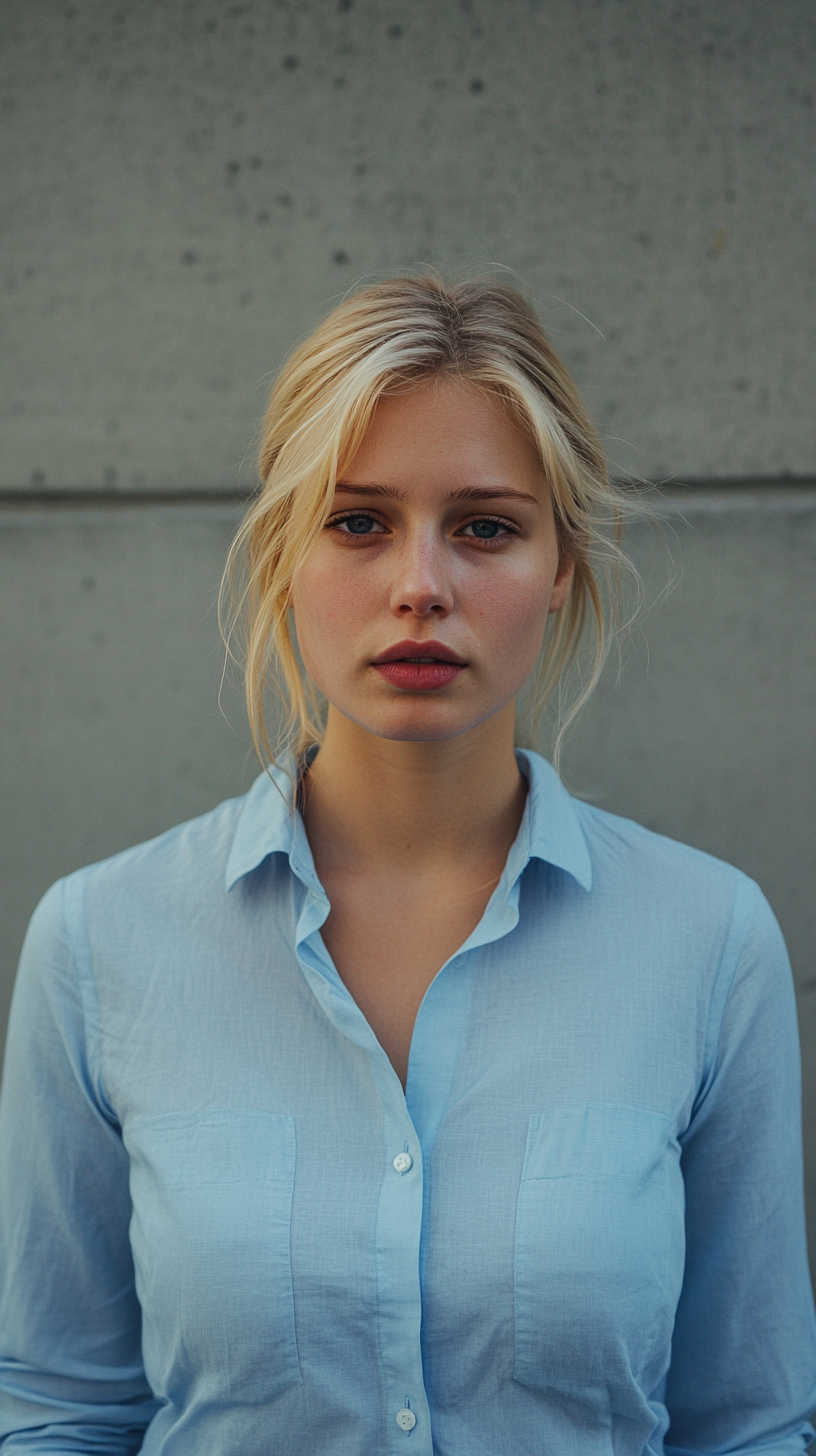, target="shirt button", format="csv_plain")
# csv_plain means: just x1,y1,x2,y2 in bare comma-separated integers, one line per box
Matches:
393,1152,413,1173
396,1407,417,1431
